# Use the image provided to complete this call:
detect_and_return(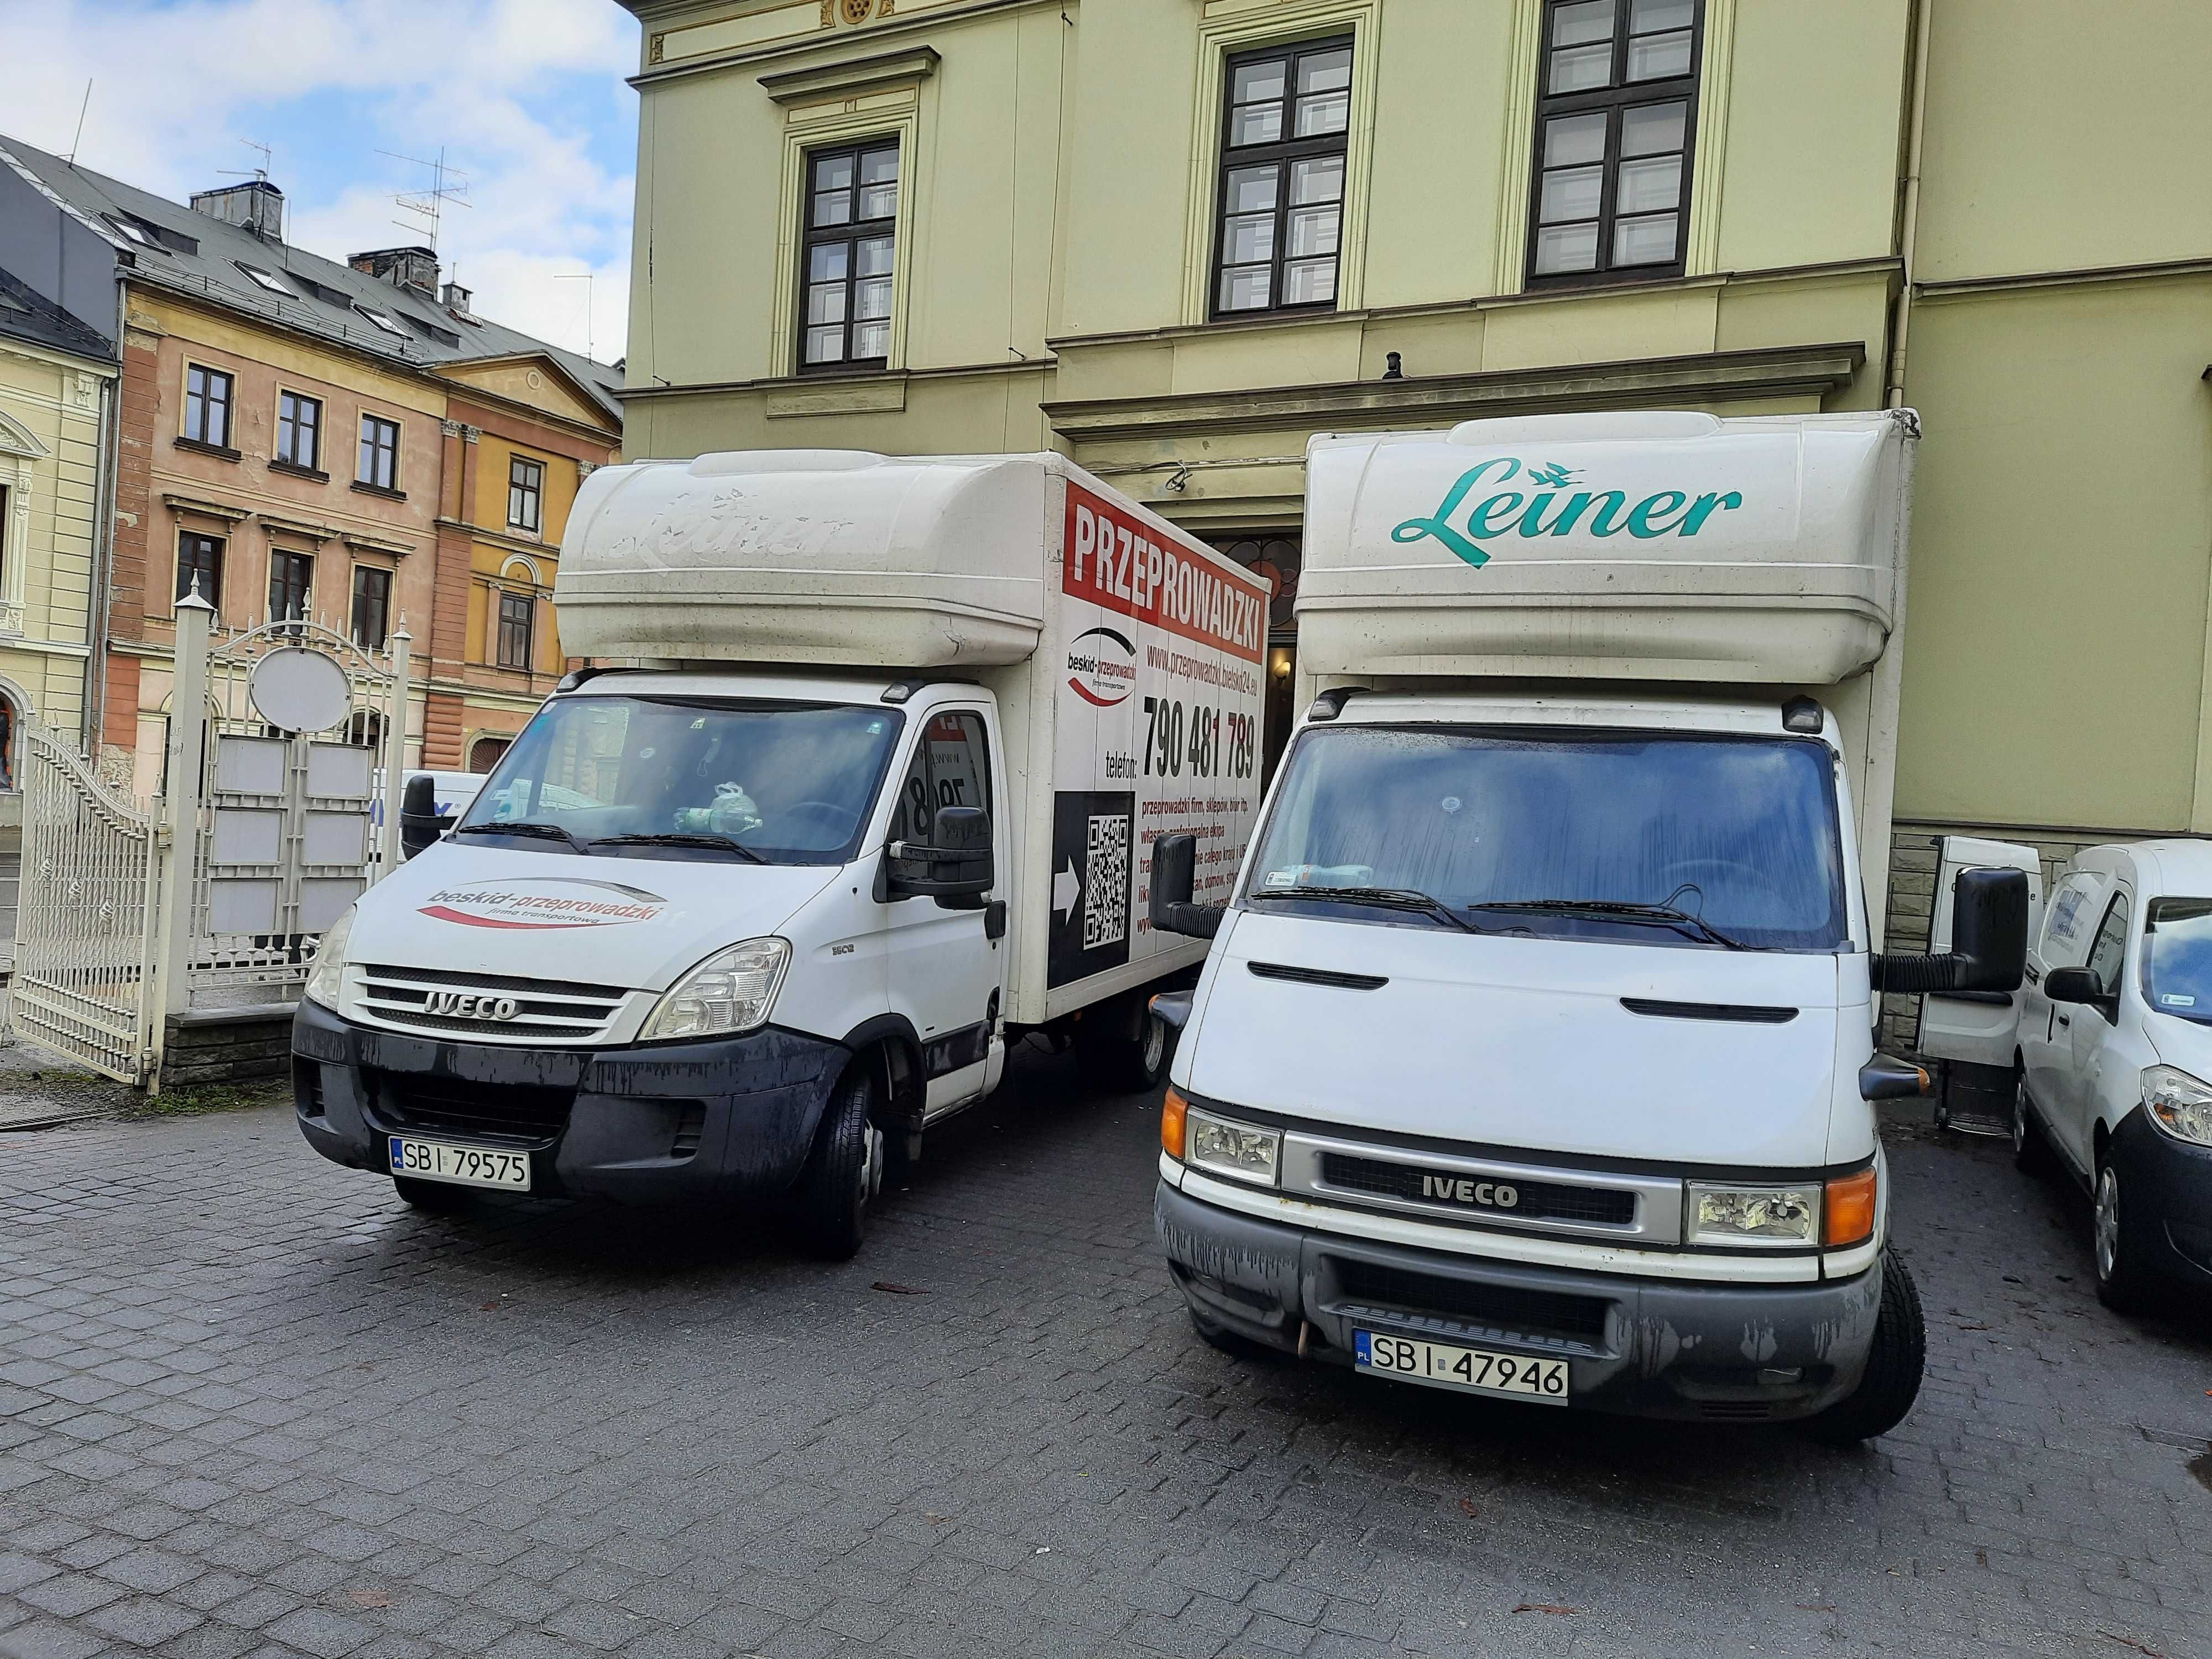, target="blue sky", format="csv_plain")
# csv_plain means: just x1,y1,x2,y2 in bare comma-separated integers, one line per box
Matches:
4,0,641,362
